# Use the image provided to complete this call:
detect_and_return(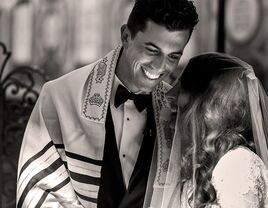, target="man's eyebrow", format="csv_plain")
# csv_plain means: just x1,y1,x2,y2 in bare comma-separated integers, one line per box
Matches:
170,51,183,56
144,42,159,49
